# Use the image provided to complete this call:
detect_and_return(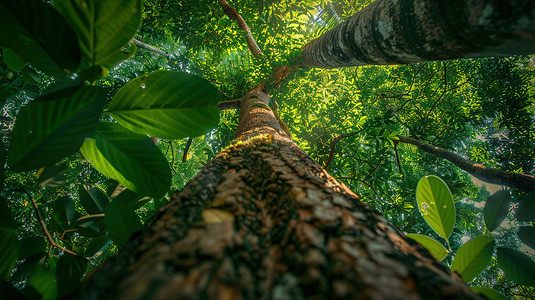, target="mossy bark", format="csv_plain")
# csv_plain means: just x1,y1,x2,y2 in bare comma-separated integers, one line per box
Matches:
80,88,481,299
300,0,535,69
